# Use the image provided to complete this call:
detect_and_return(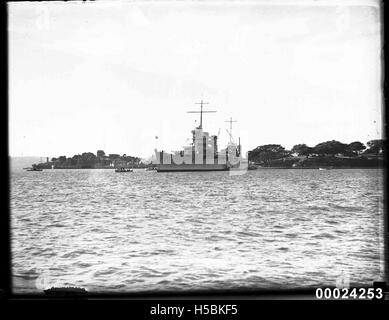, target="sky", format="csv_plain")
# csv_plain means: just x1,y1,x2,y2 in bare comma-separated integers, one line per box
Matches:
8,0,383,159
